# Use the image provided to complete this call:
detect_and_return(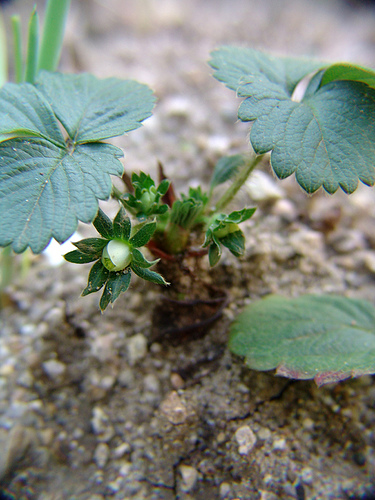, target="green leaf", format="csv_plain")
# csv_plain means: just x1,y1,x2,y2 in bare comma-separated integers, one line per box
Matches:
229,294,375,386
210,154,246,190
93,209,116,240
131,264,169,286
64,249,98,264
73,237,108,257
238,78,375,193
129,221,156,248
320,63,375,90
113,207,131,241
209,46,325,94
82,260,110,296
0,82,65,145
210,47,375,194
0,140,122,253
36,71,156,143
99,270,131,311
